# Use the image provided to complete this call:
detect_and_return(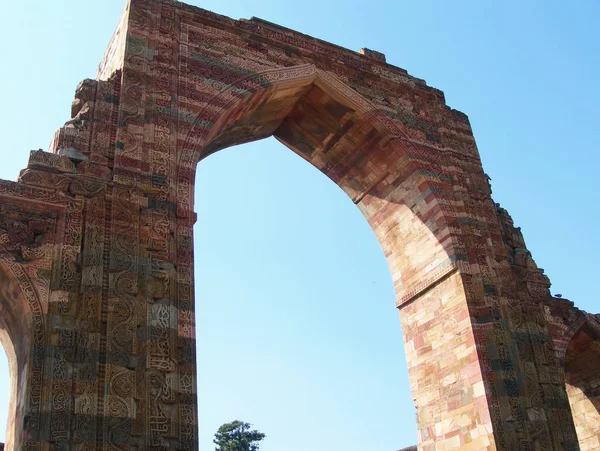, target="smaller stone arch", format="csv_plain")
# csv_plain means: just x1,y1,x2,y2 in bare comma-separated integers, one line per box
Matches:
563,314,600,450
0,178,78,448
543,297,600,450
0,256,46,451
